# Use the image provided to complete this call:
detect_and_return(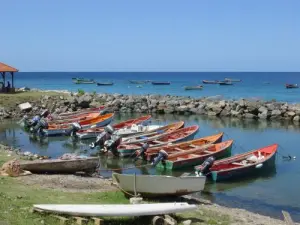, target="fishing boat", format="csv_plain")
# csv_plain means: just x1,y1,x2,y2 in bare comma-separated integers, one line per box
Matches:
48,112,101,126
194,144,278,182
20,155,99,174
129,80,147,84
202,80,219,84
219,81,233,85
58,106,105,118
224,78,241,82
144,132,224,161
76,115,152,139
117,125,199,157
151,81,171,85
184,85,203,90
97,82,114,86
43,113,114,136
155,140,233,170
73,79,95,84
33,203,197,217
112,172,206,197
286,84,298,89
